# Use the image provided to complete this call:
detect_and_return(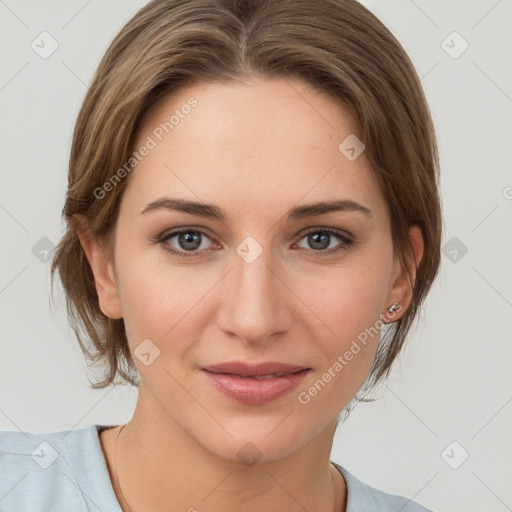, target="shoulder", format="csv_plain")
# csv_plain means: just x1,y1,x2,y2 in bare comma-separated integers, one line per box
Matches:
0,424,121,512
332,462,433,512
